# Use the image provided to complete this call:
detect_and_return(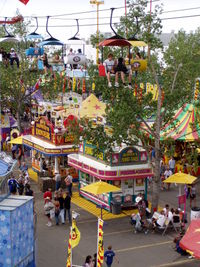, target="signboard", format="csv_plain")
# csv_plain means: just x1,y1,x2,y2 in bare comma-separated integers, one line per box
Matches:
84,143,104,160
34,117,53,141
120,147,139,164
